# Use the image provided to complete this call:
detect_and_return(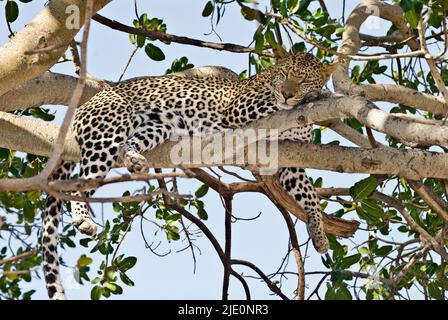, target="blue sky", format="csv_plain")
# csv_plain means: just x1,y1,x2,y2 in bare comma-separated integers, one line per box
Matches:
0,0,399,300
